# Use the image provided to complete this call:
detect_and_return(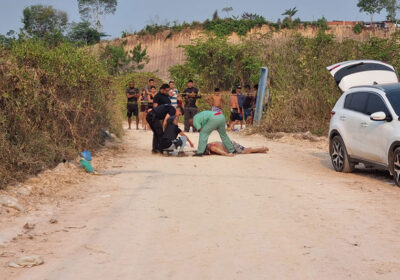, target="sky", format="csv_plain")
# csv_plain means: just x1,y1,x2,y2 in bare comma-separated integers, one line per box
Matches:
0,0,389,39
